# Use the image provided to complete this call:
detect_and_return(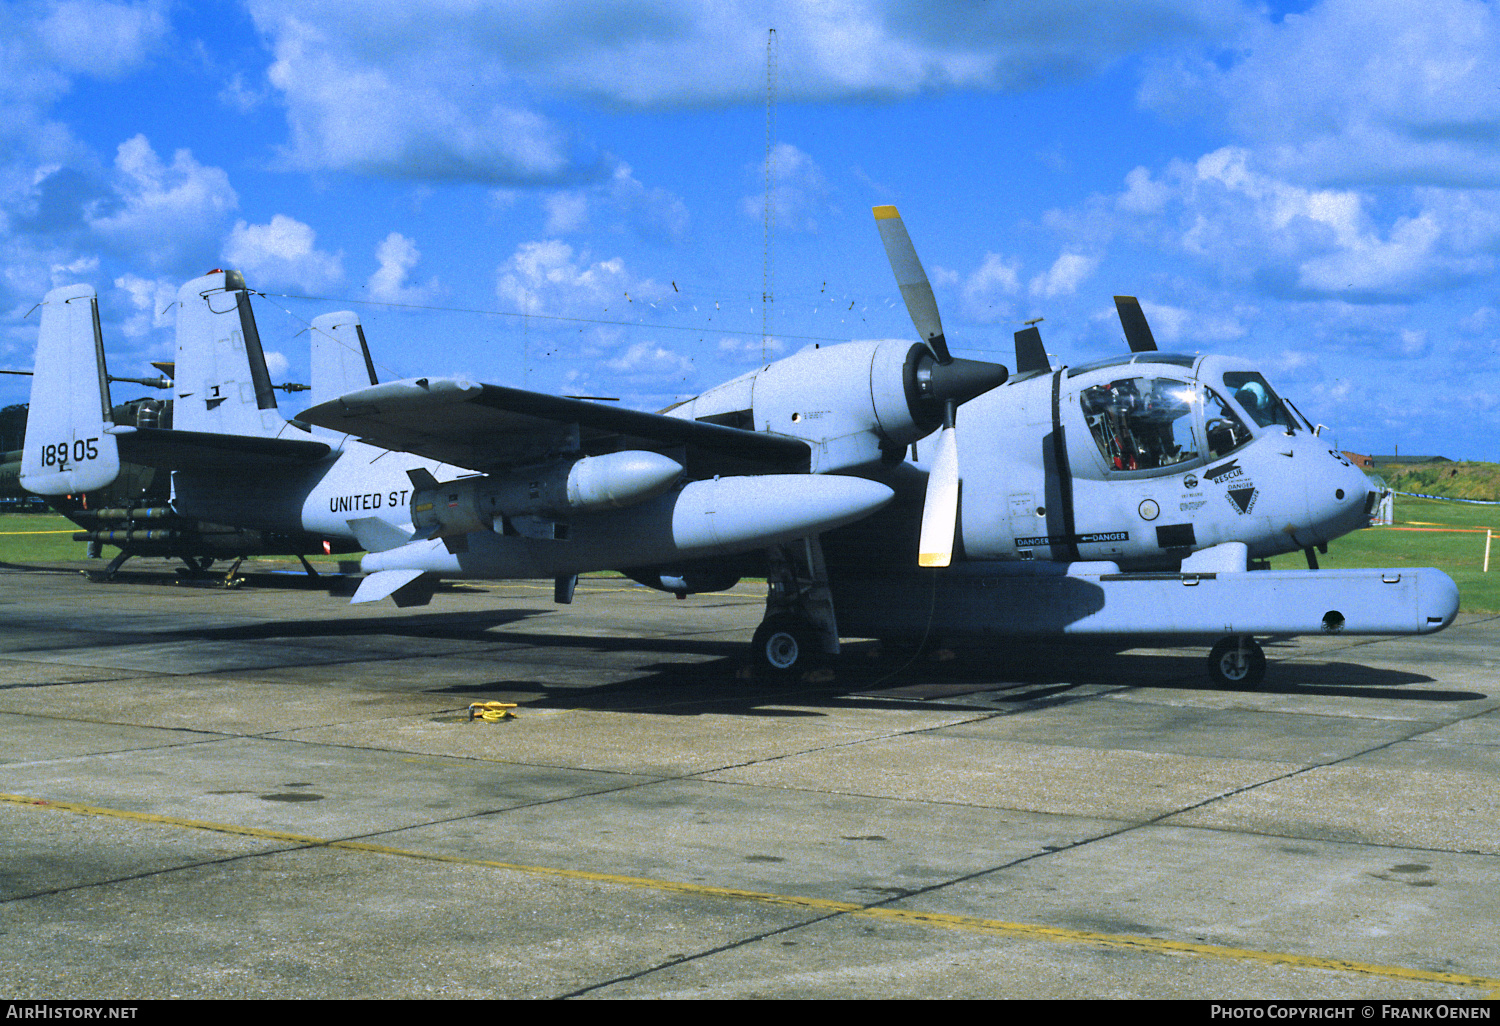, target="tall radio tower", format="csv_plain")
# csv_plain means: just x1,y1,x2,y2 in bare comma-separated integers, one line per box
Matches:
762,27,777,364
